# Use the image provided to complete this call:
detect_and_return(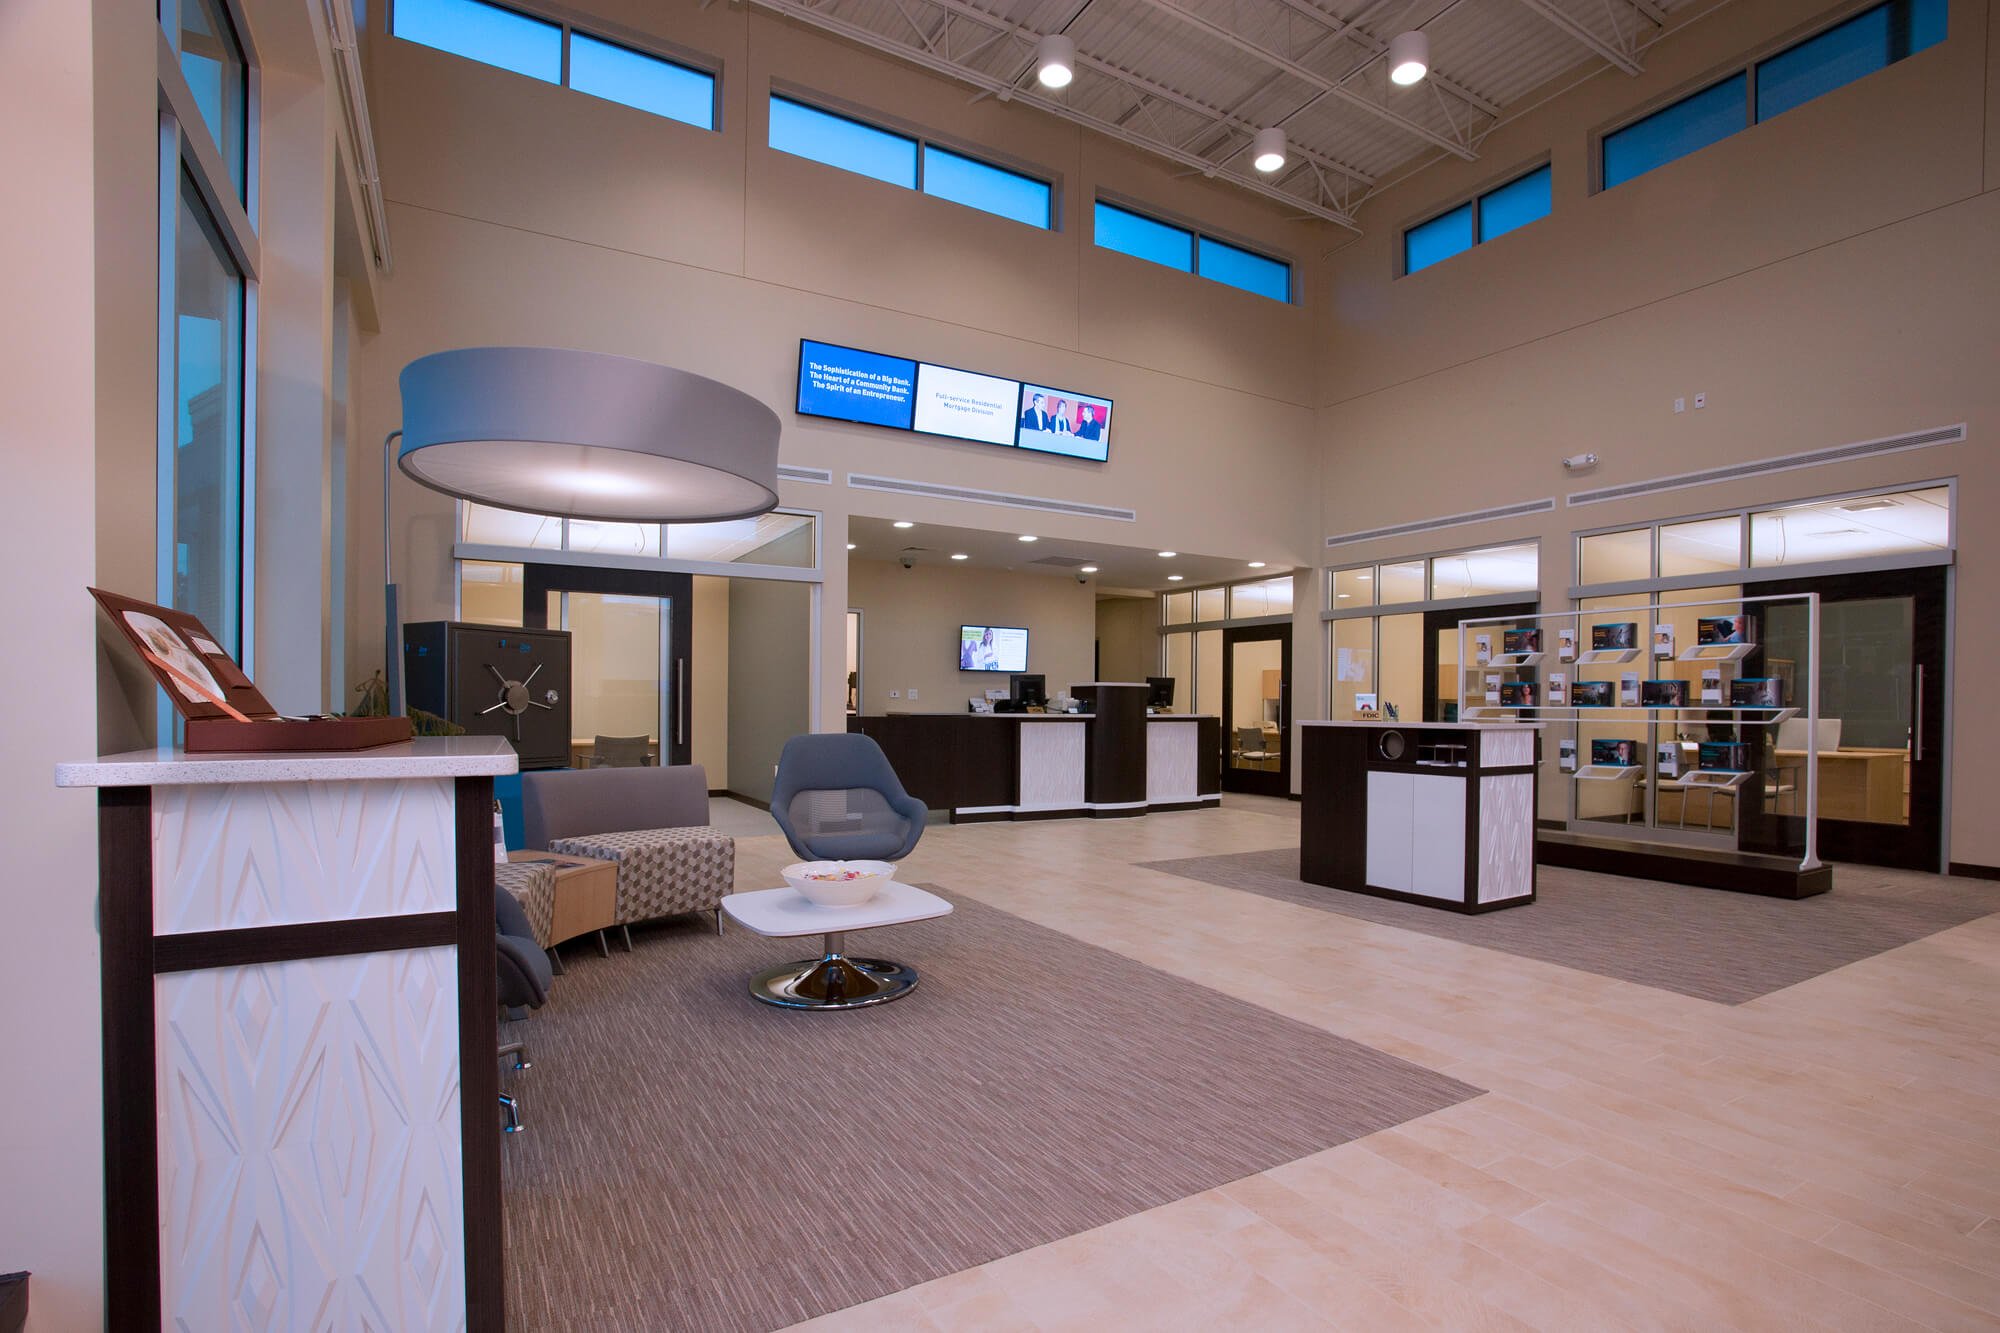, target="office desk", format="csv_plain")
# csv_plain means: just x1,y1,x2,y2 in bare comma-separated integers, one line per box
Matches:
1774,747,1905,822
